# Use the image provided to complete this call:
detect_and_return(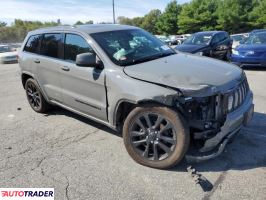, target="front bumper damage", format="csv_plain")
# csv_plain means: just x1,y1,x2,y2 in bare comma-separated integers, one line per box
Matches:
186,91,254,163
